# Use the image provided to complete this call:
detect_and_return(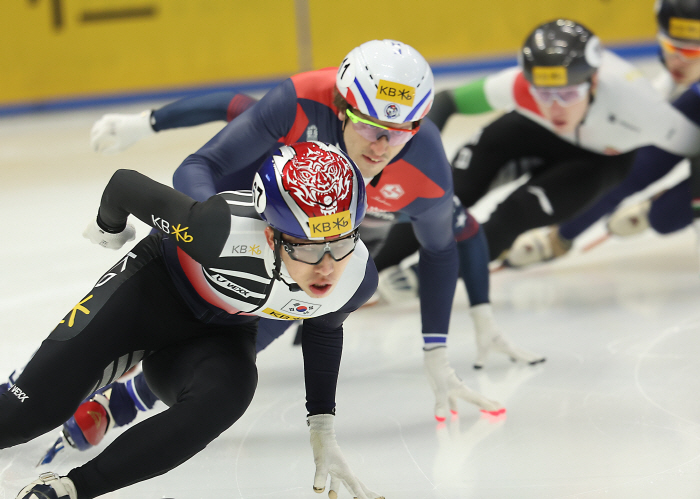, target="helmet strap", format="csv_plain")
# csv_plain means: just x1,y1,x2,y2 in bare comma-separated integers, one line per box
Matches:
585,76,596,107
272,229,301,292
